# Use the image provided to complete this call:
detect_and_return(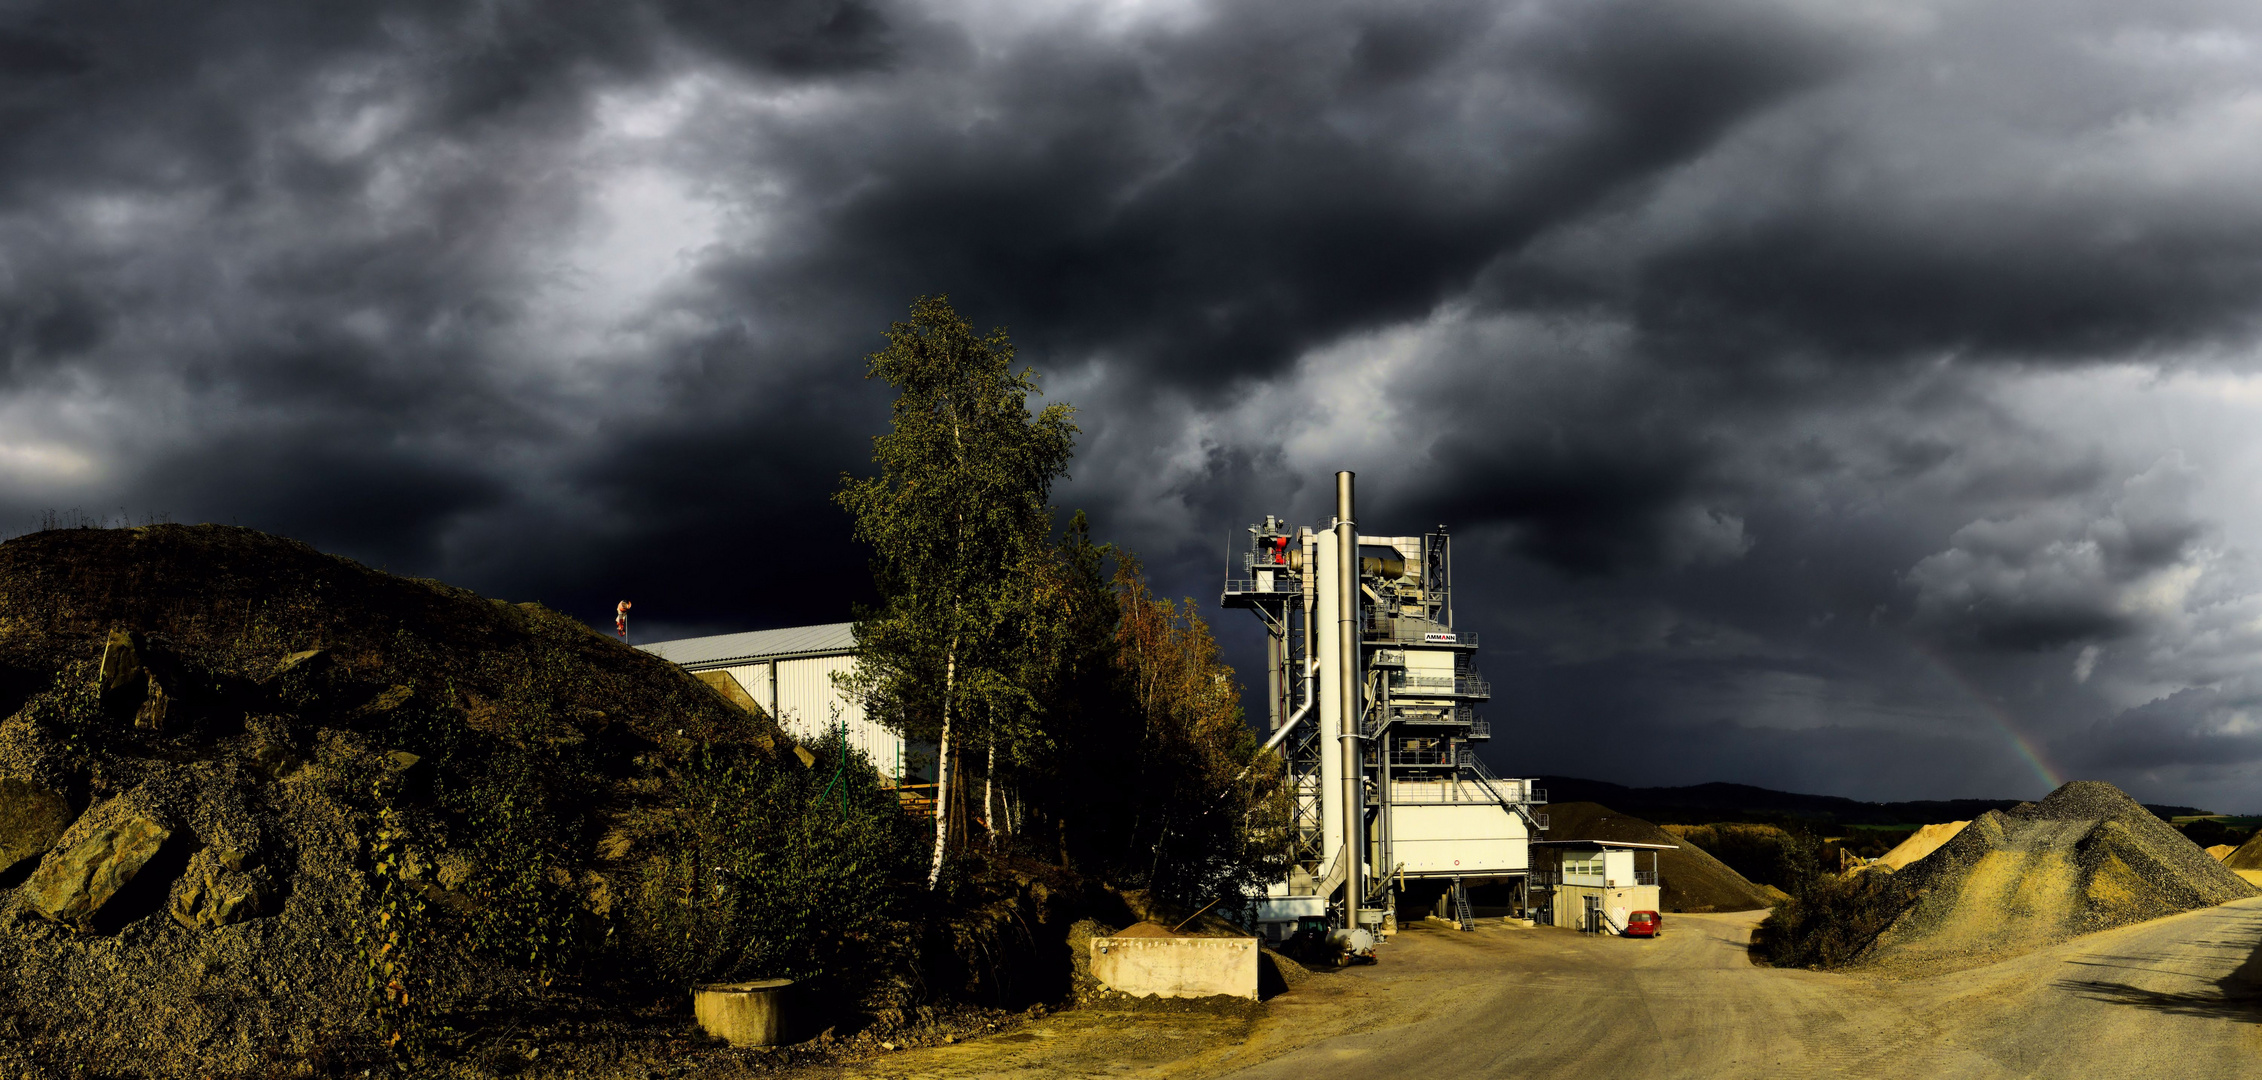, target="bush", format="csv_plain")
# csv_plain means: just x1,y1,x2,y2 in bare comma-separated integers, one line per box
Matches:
1750,871,1914,968
614,730,924,1002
